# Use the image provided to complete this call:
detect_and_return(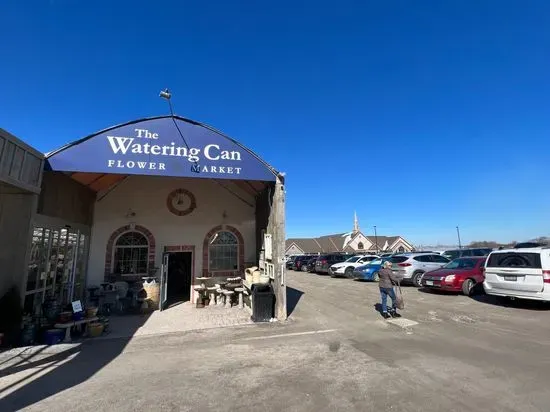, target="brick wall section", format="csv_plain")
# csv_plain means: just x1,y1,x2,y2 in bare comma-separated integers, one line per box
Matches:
202,225,244,277
104,224,156,280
